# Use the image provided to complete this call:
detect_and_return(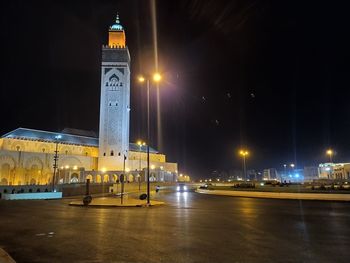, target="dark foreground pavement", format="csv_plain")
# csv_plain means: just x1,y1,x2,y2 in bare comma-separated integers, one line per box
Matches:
0,192,350,263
